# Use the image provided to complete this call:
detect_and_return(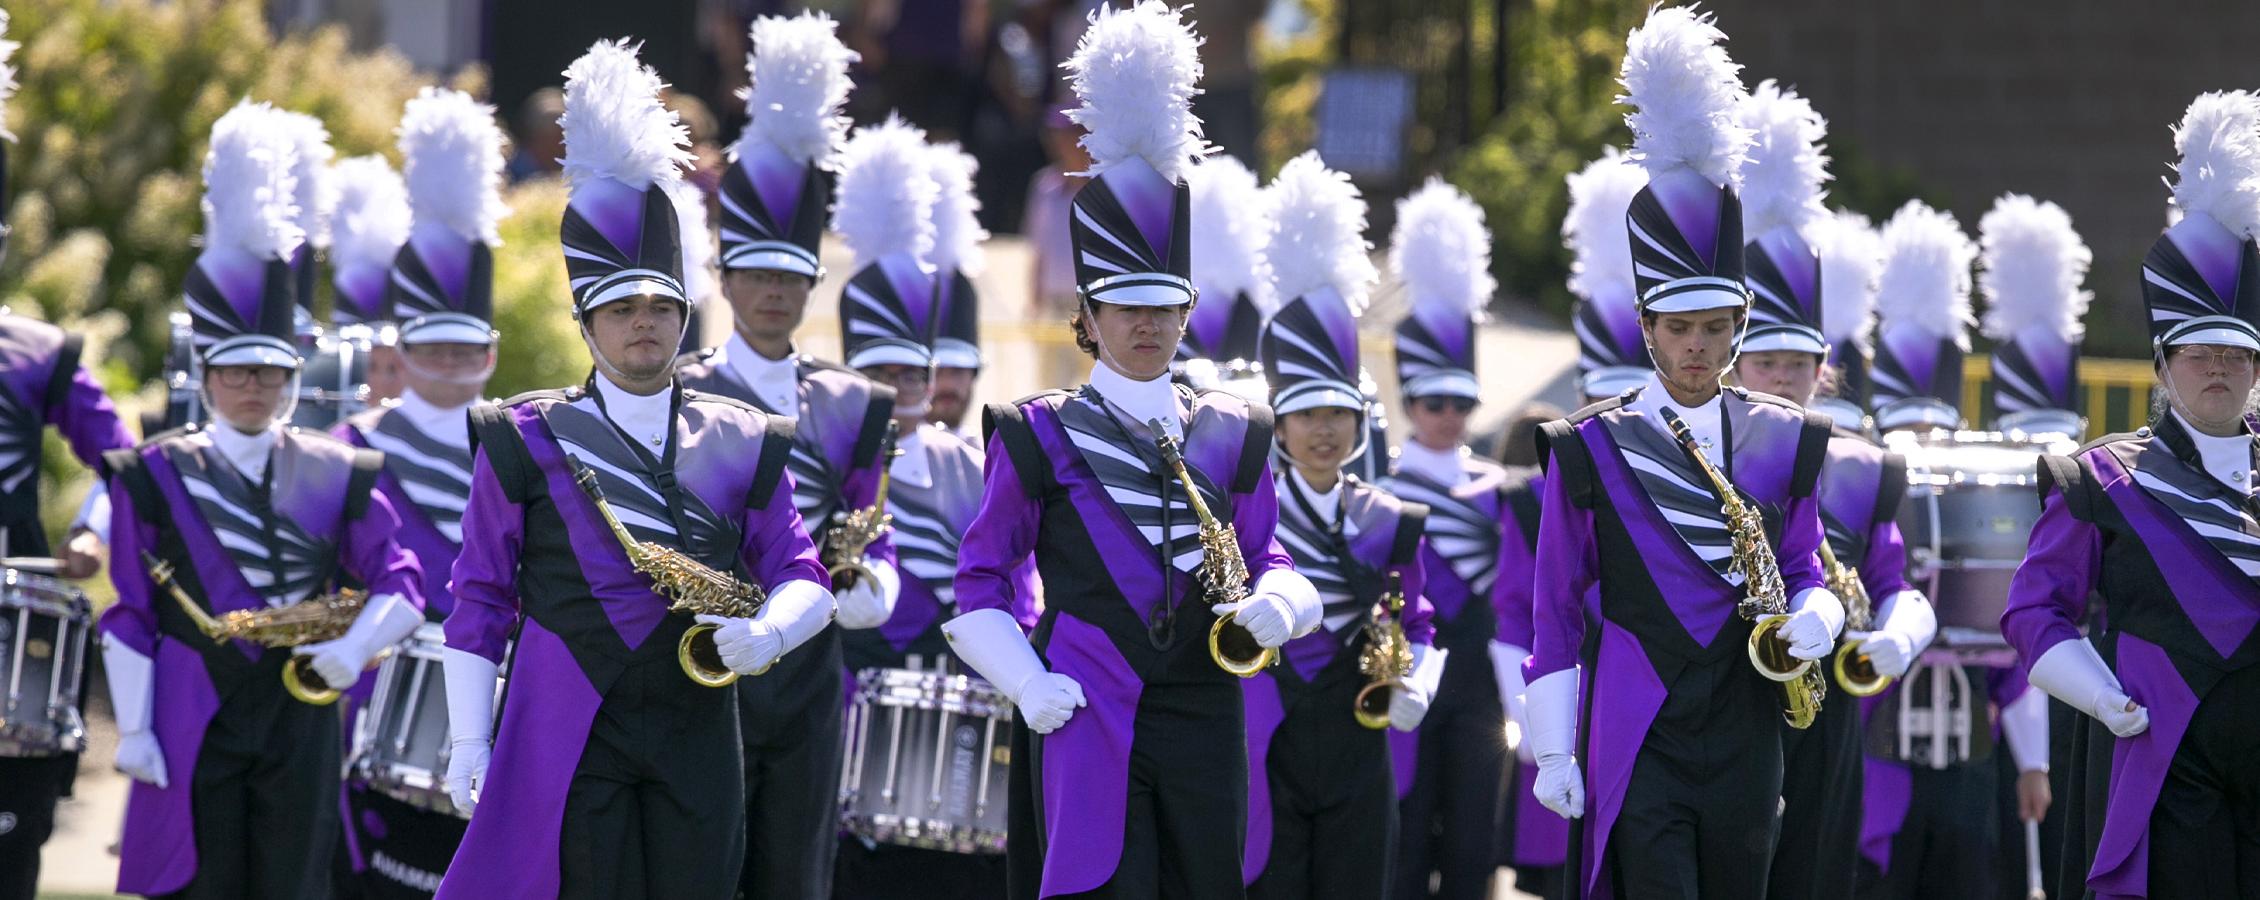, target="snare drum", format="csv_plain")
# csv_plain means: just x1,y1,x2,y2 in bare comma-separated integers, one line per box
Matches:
1892,431,2075,658
0,567,91,757
292,331,370,430
351,624,460,816
840,667,1012,854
